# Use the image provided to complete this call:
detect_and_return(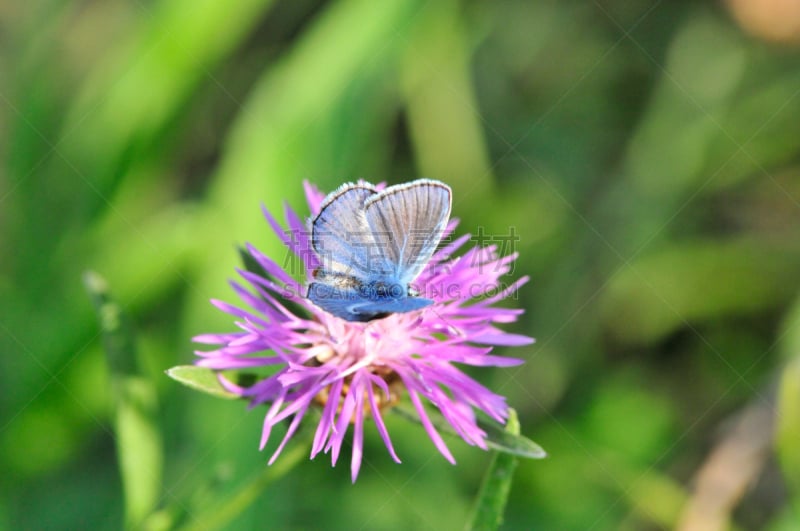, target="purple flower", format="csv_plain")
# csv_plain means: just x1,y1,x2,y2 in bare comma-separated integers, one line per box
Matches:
193,181,533,481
